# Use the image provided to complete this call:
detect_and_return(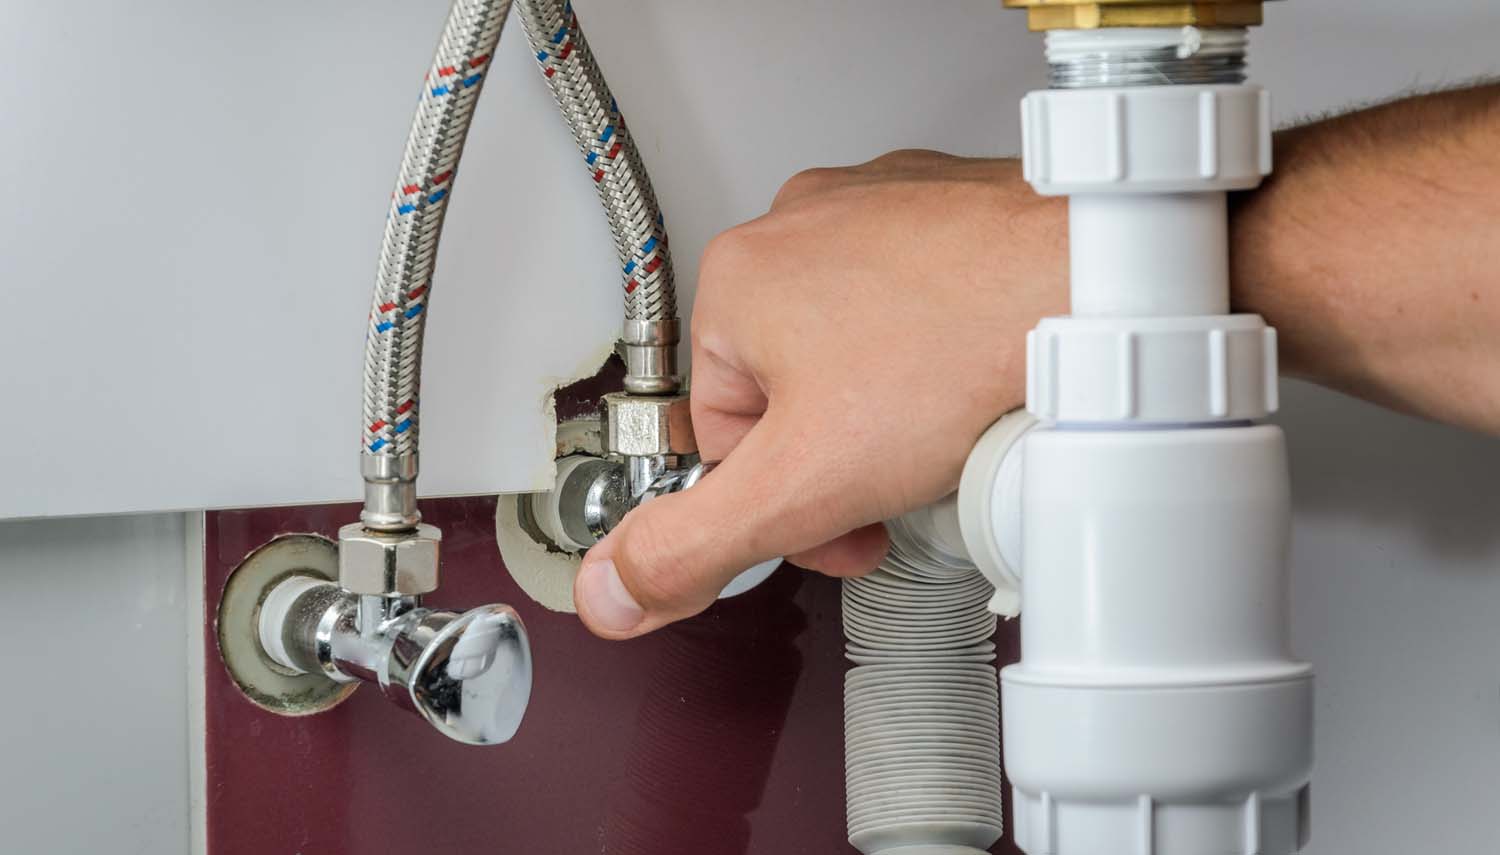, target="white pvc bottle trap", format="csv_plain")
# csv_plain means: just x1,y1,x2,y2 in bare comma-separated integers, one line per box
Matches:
1005,26,1313,855
852,23,1314,855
